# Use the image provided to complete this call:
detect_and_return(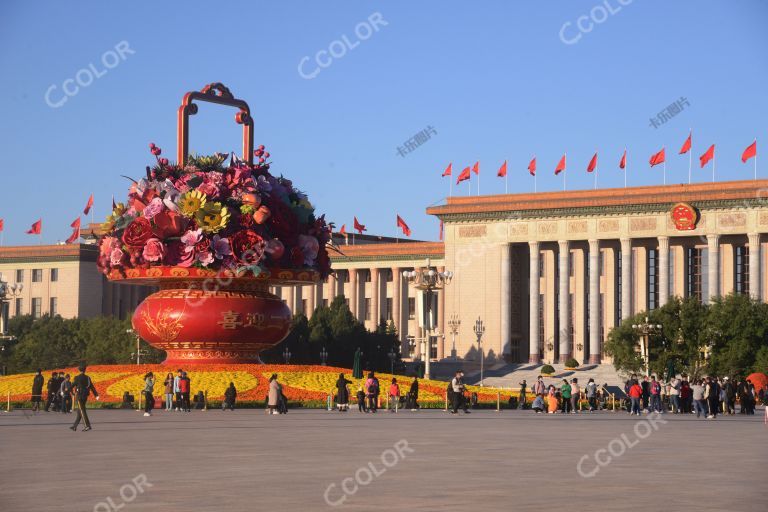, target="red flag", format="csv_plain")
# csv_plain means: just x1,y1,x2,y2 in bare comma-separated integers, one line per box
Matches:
742,141,757,163
66,218,81,244
339,224,346,235
396,215,411,237
83,194,94,215
456,166,471,184
471,161,479,175
587,153,598,173
26,219,42,235
619,150,627,170
699,144,715,168
649,148,666,167
353,216,366,234
528,157,536,176
679,132,692,154
439,220,444,241
497,160,507,178
554,155,566,175
0,219,4,232
442,163,452,177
